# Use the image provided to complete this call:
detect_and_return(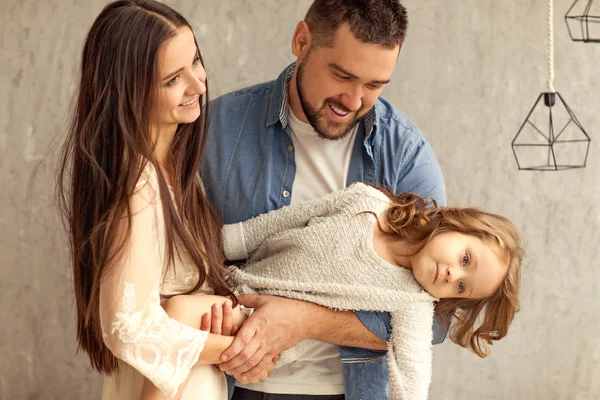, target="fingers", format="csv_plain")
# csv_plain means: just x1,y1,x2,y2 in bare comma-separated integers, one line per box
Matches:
210,303,223,335
239,369,269,385
221,301,233,336
229,344,267,375
231,364,271,384
219,322,256,365
200,301,236,336
200,312,211,332
221,337,262,373
239,353,277,383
